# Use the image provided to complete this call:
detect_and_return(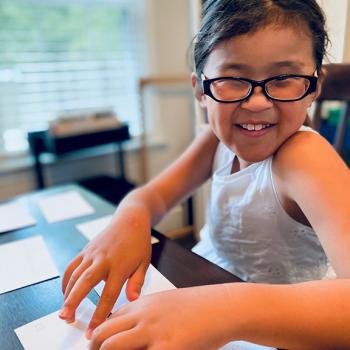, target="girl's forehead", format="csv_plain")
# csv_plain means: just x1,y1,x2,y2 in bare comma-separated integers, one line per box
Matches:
204,25,315,75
